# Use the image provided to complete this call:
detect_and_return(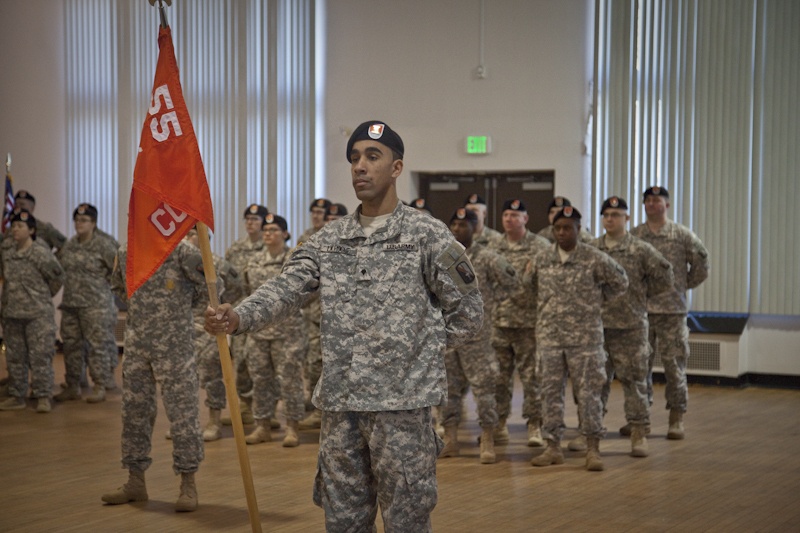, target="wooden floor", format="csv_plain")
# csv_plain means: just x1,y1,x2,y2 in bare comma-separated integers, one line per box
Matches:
1,354,799,532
